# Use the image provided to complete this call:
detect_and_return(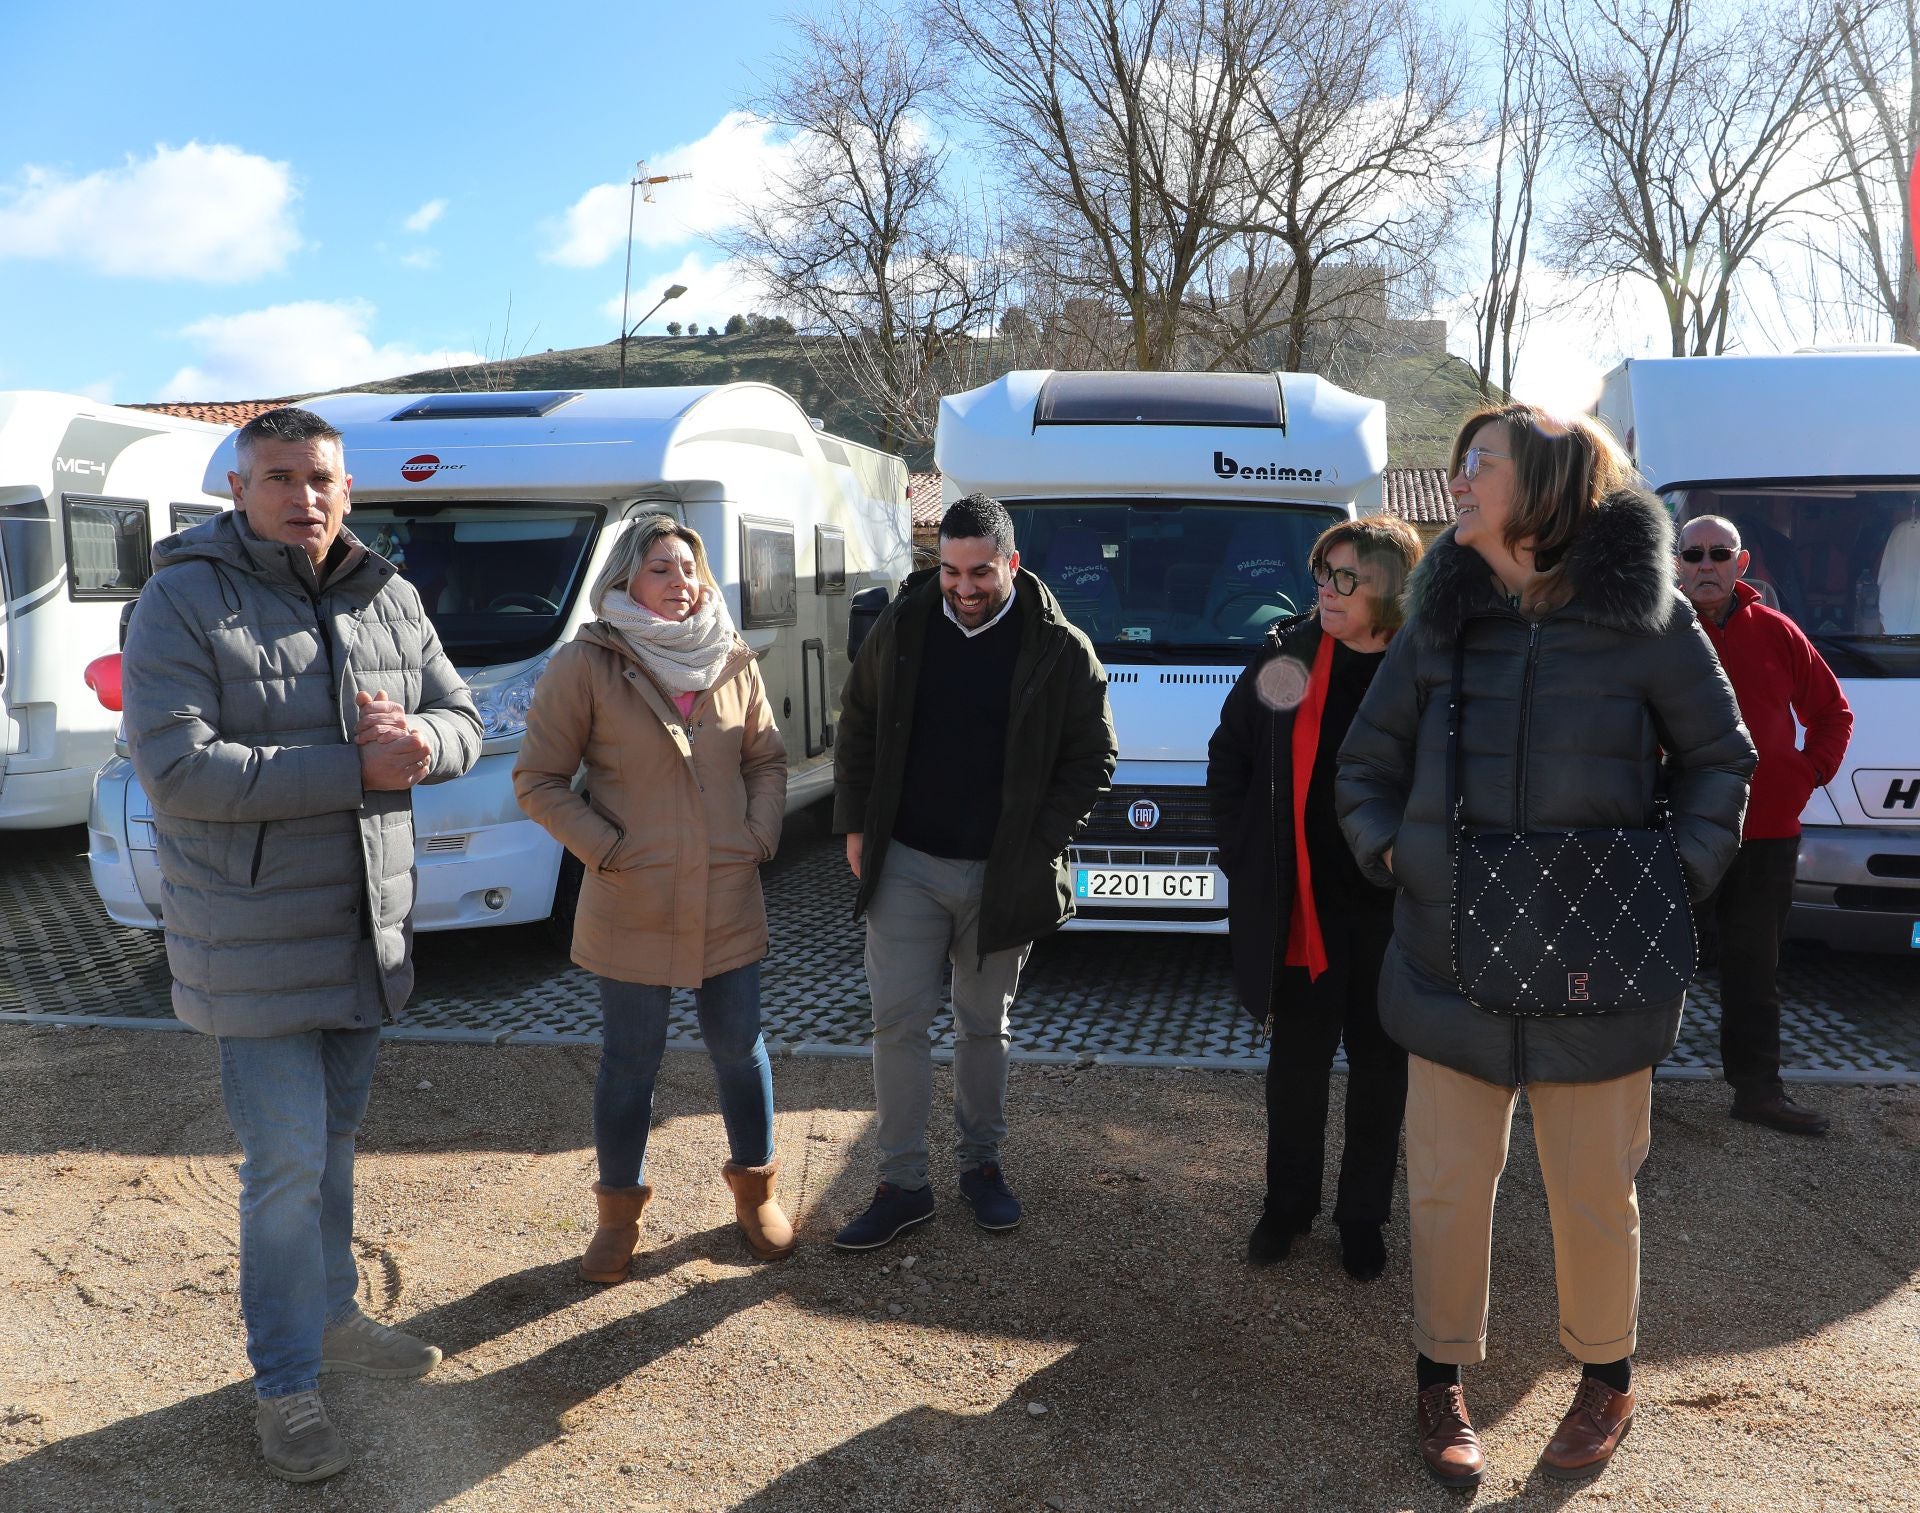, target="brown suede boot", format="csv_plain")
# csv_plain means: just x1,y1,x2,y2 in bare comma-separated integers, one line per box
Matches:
722,1159,796,1261
580,1182,652,1284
